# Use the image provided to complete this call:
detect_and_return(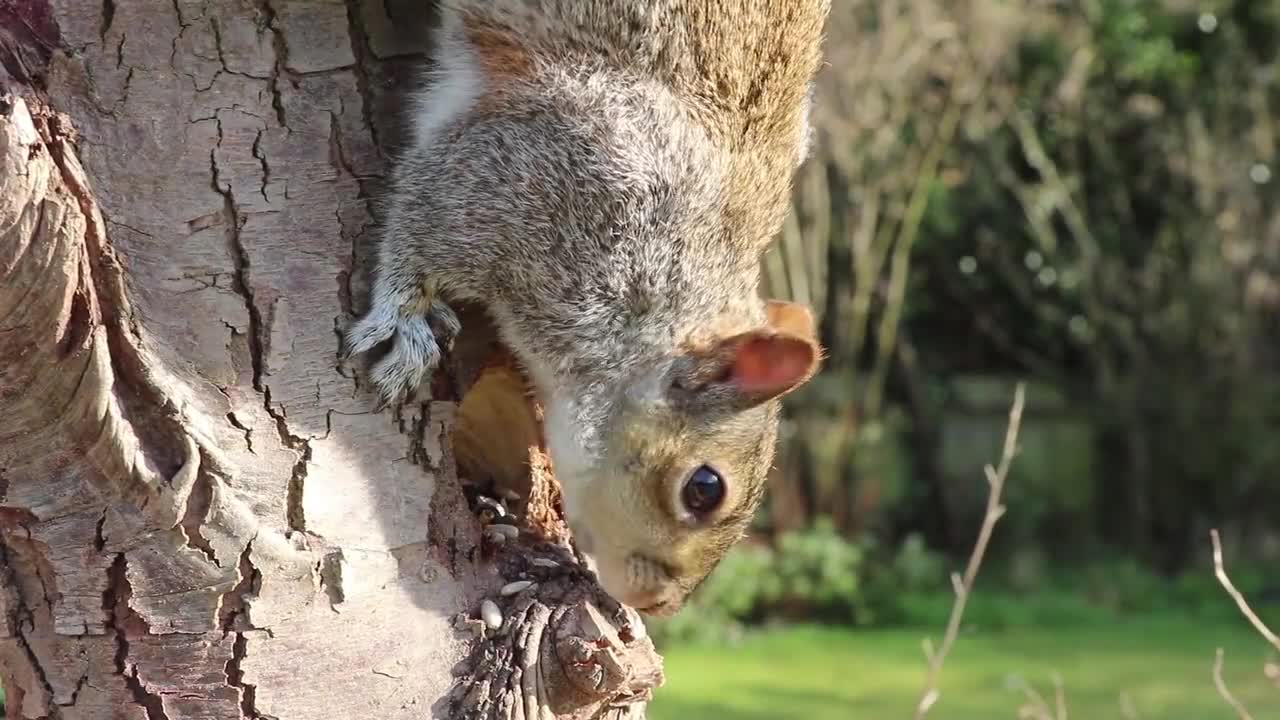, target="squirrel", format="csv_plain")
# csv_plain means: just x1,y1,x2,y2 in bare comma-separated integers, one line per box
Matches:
344,0,830,616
